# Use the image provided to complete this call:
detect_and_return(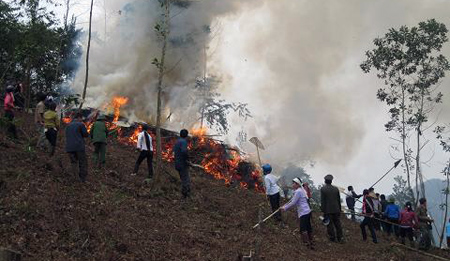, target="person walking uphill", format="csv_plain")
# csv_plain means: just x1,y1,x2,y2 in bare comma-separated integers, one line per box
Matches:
65,113,89,182
3,85,17,139
90,114,108,169
131,125,153,180
263,164,282,222
320,174,343,243
281,178,314,249
43,102,60,156
174,129,190,198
